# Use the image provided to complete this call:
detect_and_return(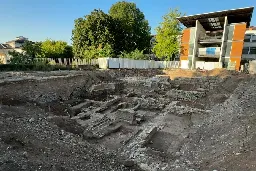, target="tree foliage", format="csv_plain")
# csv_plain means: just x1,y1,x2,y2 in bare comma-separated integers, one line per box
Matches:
72,2,151,59
41,39,72,58
120,49,147,60
72,9,115,58
82,44,114,59
9,39,72,64
153,8,183,61
9,40,41,64
109,1,151,53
